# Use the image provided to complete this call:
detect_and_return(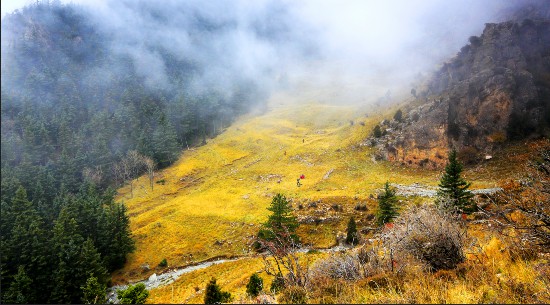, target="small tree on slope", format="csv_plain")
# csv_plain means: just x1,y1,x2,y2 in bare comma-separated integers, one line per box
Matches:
204,278,232,304
257,193,299,245
437,149,476,214
246,273,263,297
376,182,399,226
345,217,358,245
